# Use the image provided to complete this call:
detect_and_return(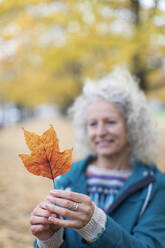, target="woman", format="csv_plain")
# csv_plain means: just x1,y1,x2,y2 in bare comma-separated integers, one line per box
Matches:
31,67,165,248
